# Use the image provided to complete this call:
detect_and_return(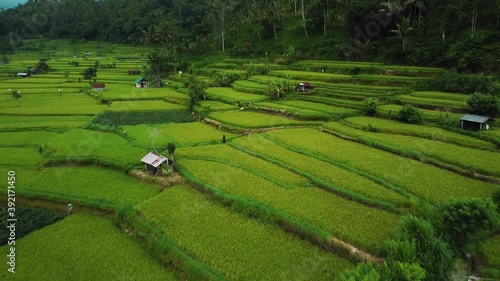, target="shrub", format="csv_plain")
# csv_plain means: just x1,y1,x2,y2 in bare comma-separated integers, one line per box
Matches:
467,93,499,117
383,216,453,281
362,98,378,116
186,75,208,111
337,262,380,281
266,76,294,100
436,111,459,129
211,70,241,87
398,104,424,124
440,198,498,251
413,71,495,94
350,67,362,75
